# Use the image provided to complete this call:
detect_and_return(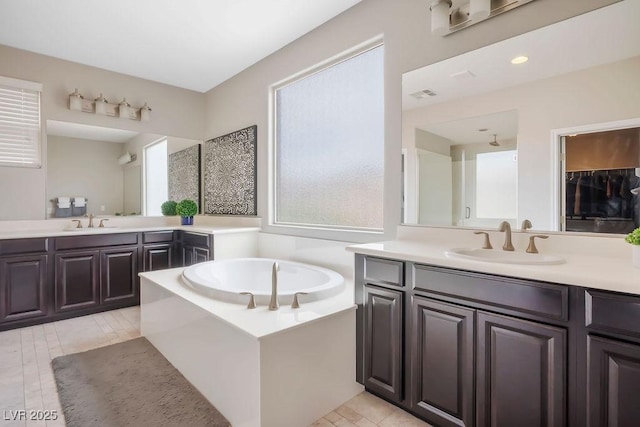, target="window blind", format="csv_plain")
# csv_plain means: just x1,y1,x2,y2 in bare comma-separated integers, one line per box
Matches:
0,76,42,167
